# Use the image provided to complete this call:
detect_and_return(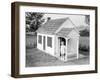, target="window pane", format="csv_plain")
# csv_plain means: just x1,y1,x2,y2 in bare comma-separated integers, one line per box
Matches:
38,35,42,44
47,37,52,47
